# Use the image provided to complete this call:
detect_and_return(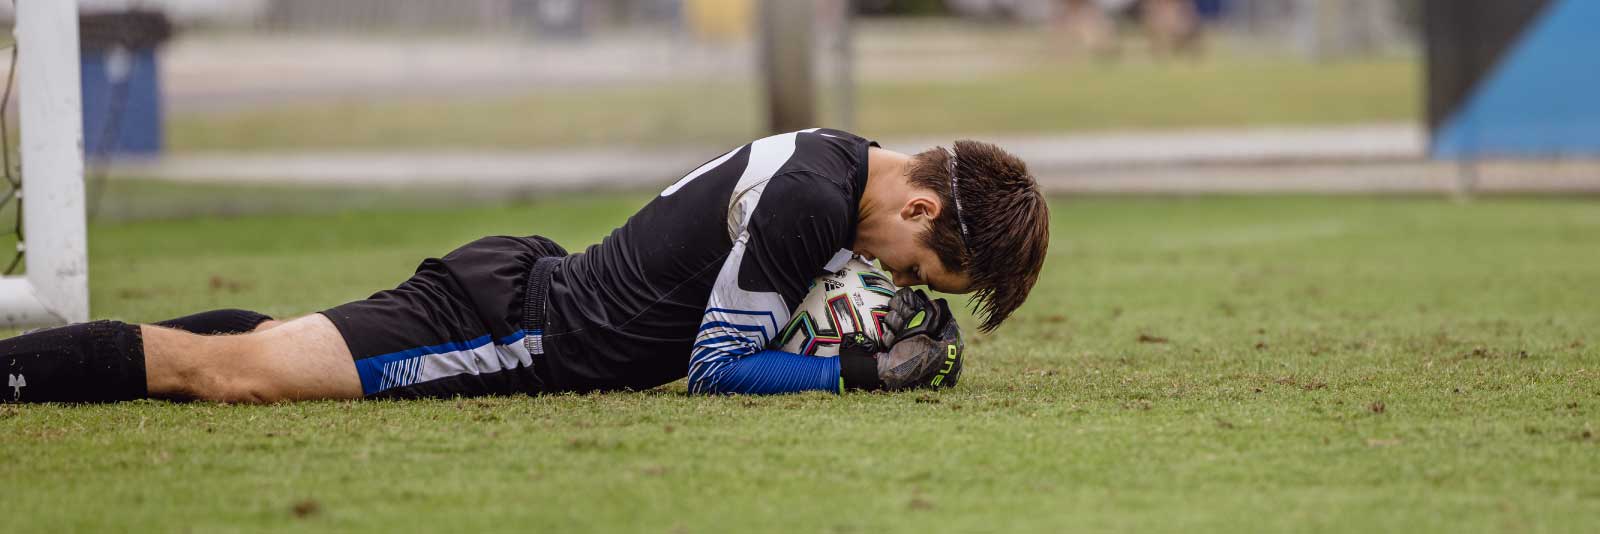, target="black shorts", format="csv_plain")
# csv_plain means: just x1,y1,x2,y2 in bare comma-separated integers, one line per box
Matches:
320,235,567,398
